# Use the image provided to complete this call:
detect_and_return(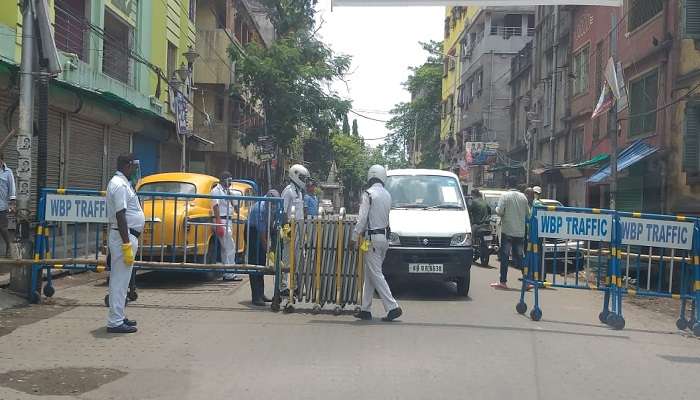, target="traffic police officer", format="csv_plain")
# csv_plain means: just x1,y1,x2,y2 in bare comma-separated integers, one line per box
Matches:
280,164,309,295
211,171,241,281
106,154,144,334
352,165,402,322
